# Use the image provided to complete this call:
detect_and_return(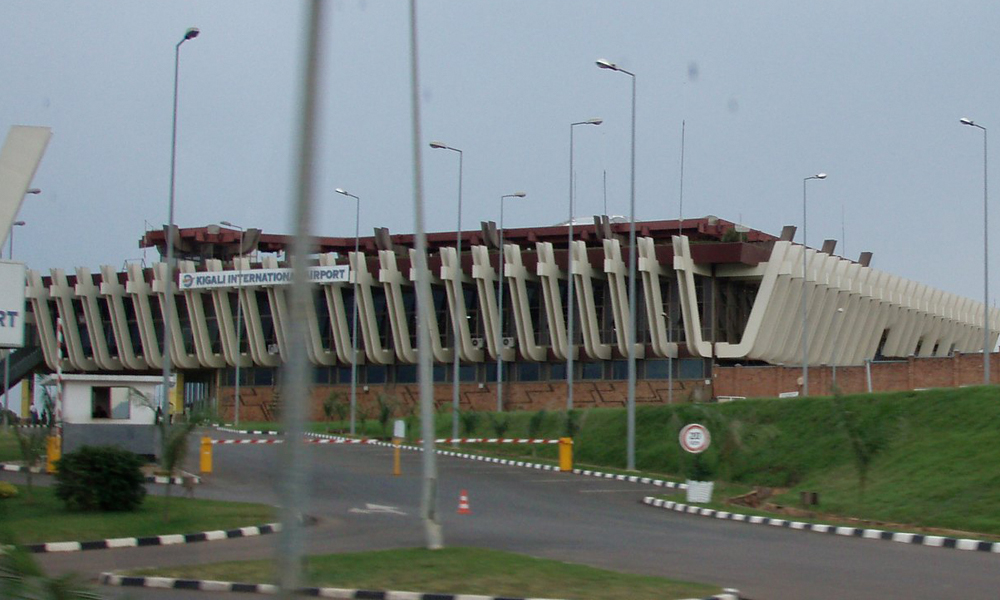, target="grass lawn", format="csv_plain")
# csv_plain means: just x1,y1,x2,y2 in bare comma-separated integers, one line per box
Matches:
131,546,719,600
0,484,274,545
